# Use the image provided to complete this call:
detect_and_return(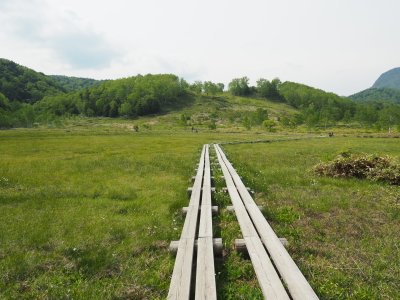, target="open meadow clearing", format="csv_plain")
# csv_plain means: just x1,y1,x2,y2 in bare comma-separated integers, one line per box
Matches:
0,127,399,299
